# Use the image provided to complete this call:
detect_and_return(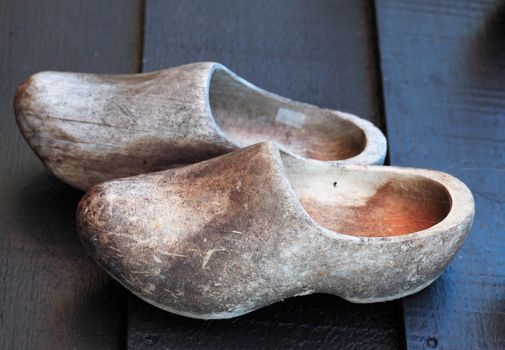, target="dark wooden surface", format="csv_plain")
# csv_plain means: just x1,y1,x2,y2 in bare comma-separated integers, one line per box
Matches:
127,1,404,349
0,0,143,348
142,0,383,125
376,0,505,349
